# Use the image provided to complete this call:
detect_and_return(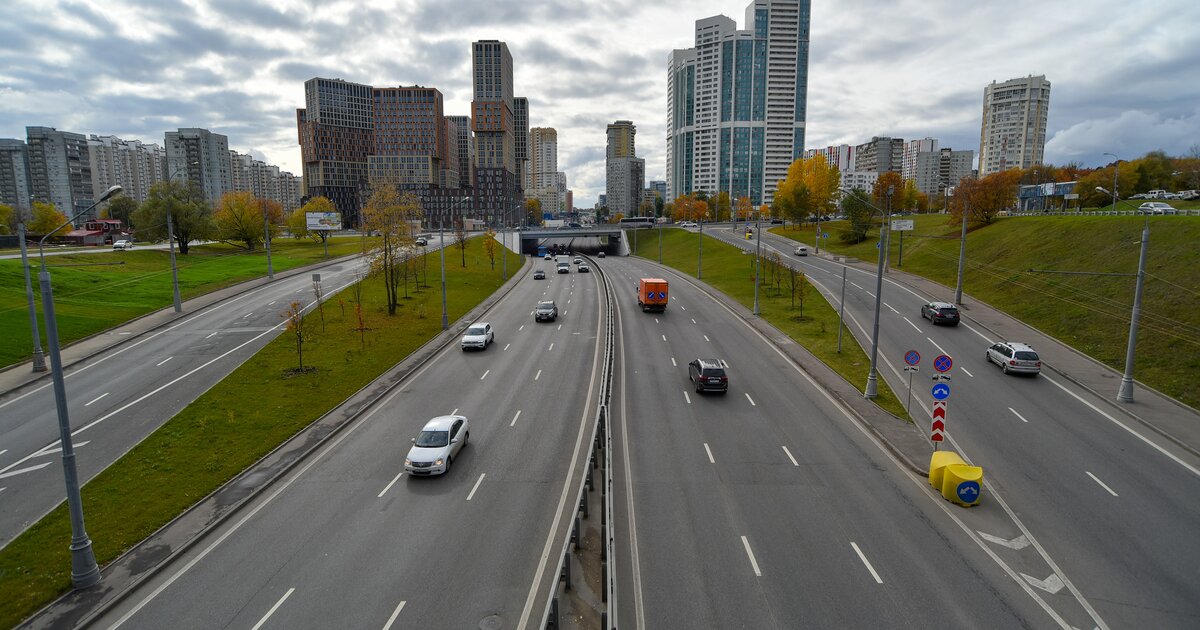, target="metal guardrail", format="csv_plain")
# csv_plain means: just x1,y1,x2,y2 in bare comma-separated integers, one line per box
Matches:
1002,209,1199,217
541,255,618,629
